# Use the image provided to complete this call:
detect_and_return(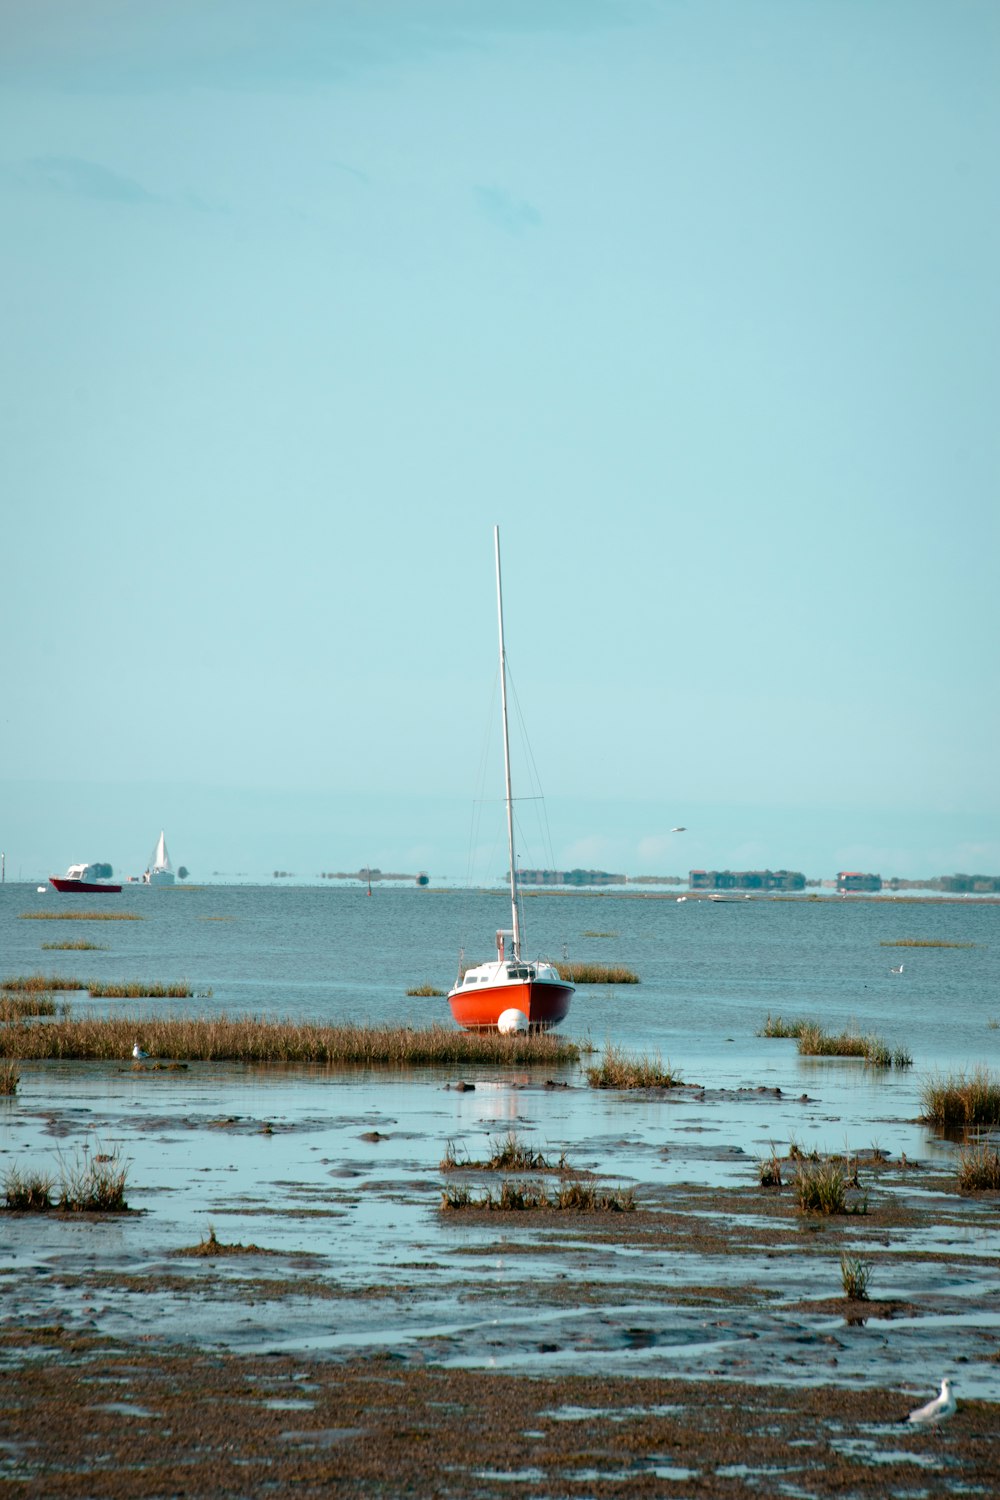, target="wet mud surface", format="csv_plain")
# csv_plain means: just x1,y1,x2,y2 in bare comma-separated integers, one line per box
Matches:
1,1328,998,1497
2,1057,999,1495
